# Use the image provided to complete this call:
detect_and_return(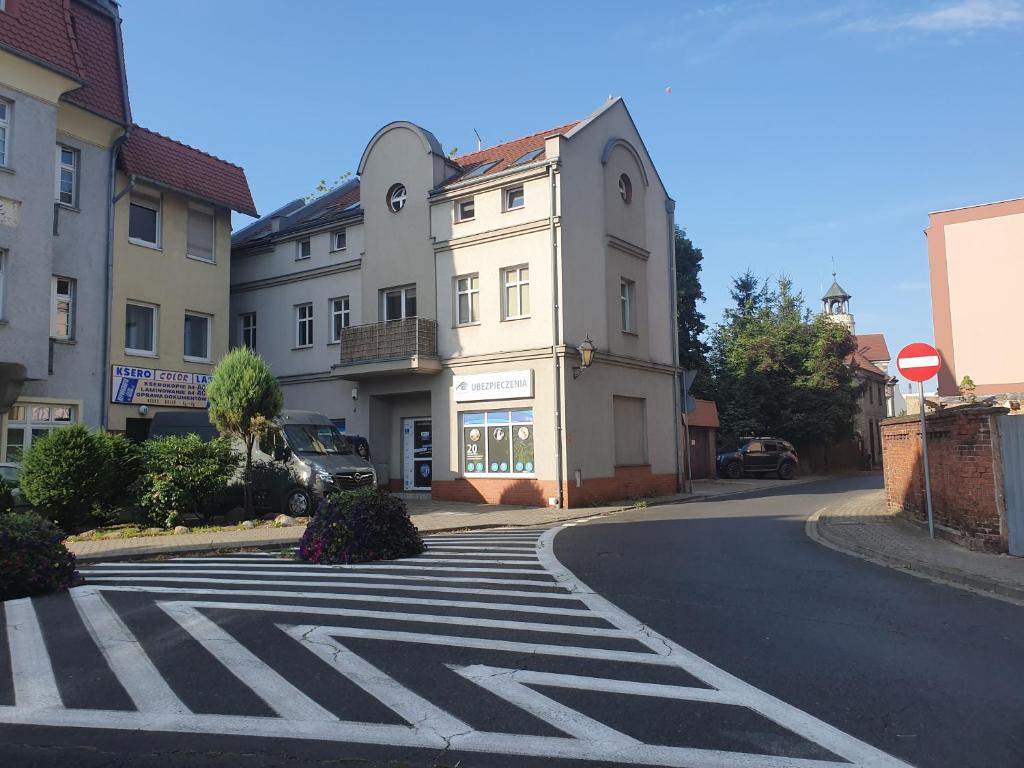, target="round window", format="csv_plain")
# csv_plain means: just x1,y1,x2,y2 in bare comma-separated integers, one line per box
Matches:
387,183,407,212
618,173,632,203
